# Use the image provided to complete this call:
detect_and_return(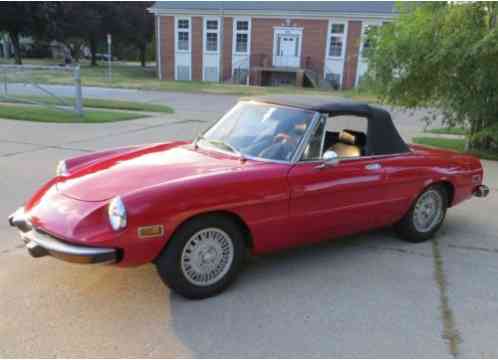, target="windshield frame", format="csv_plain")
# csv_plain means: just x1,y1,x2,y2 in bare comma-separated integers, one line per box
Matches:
195,100,321,165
